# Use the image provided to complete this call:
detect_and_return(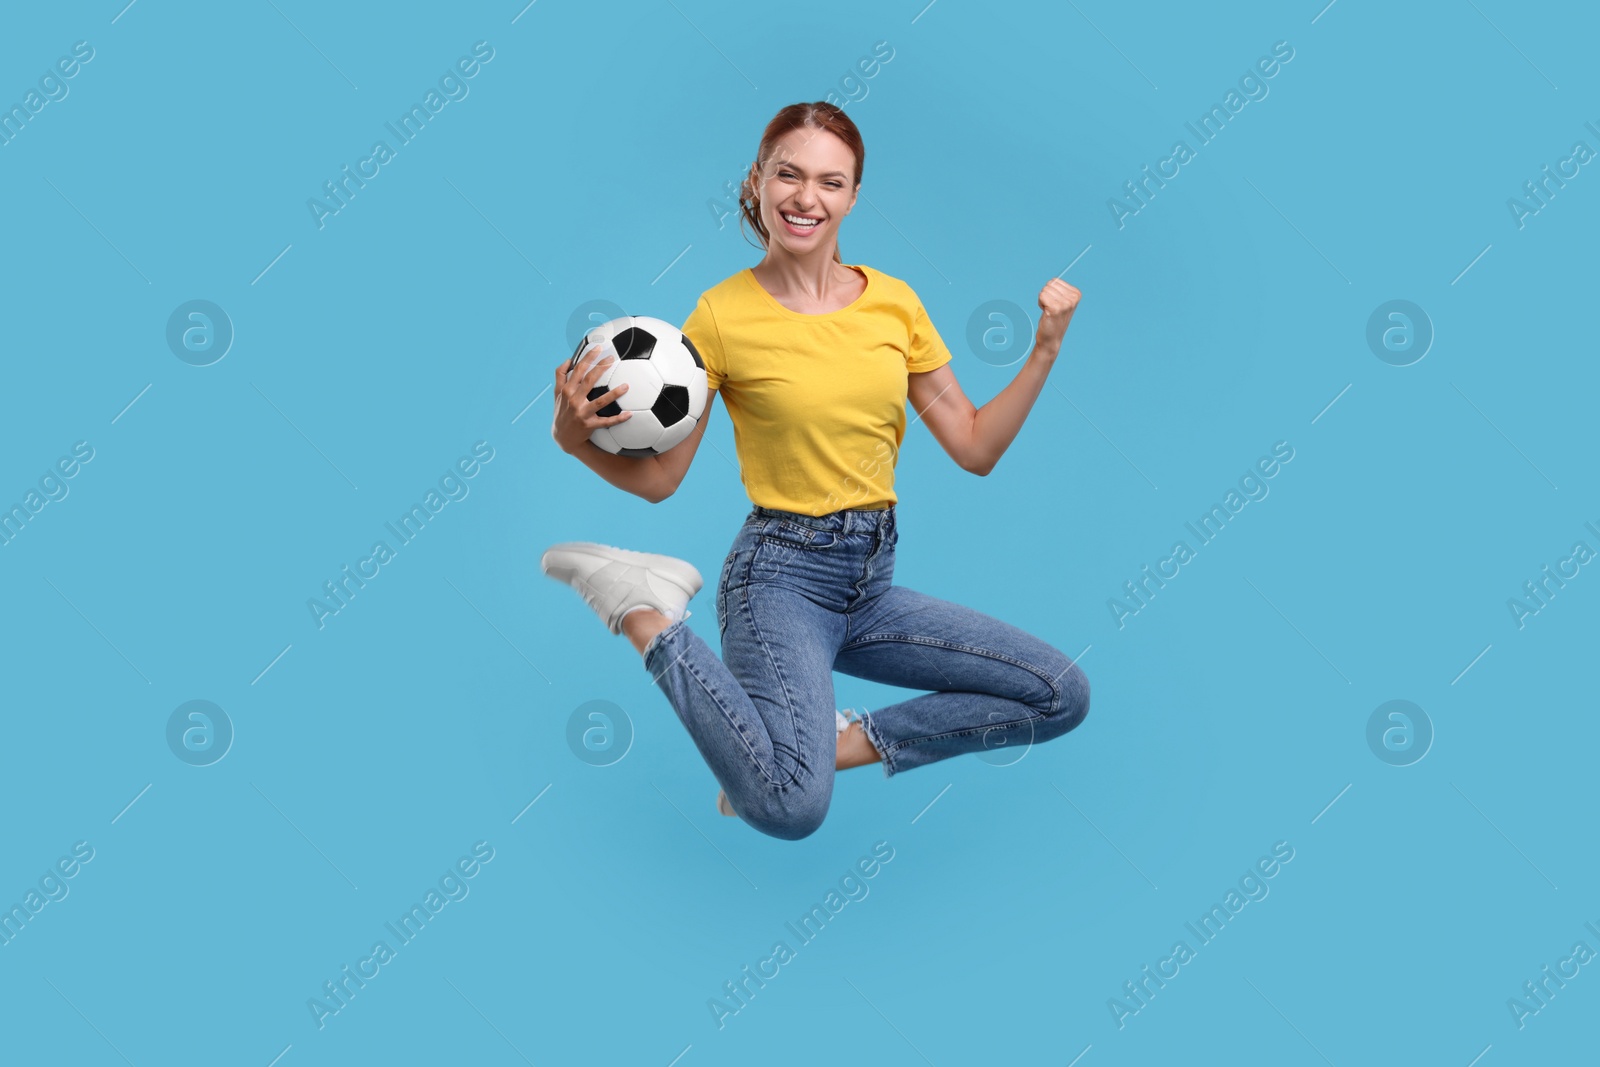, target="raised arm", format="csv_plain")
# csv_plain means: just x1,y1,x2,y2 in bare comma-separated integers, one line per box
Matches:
908,279,1081,476
551,349,717,503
